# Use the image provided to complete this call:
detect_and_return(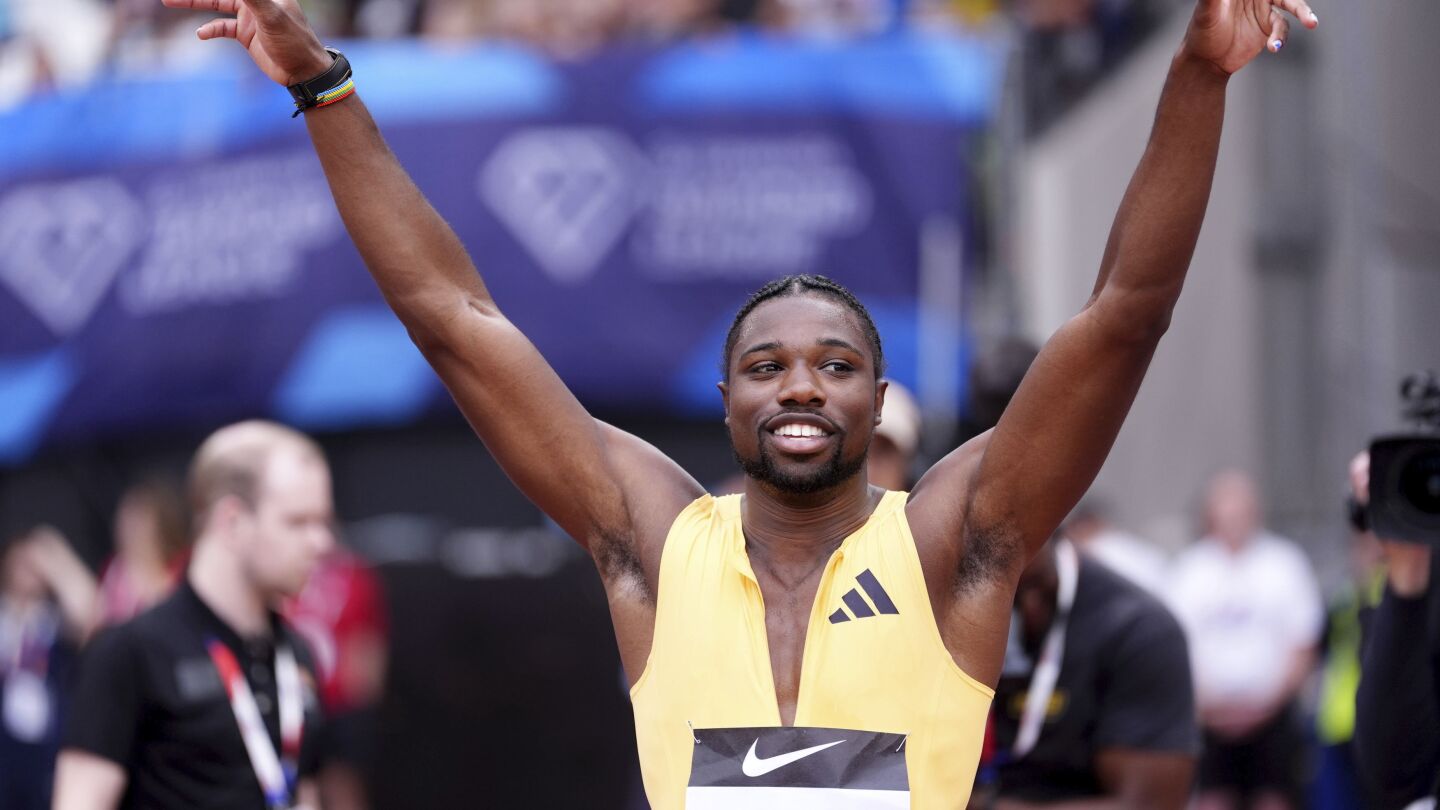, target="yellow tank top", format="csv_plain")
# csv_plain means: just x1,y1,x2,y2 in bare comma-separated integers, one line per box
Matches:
631,491,994,809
